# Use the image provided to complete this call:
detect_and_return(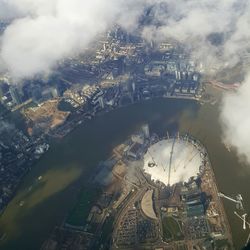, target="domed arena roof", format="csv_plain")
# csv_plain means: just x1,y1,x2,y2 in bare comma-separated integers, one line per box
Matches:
143,138,203,186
